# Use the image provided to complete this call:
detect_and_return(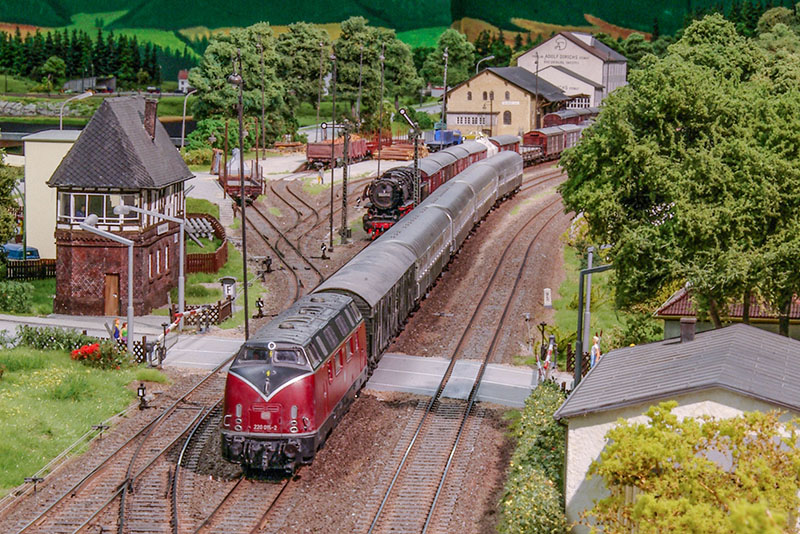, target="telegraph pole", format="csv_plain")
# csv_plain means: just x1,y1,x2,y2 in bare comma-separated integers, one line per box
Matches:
377,43,385,179
316,42,324,142
340,121,350,244
356,45,363,124
399,108,420,207
439,47,449,130
329,53,337,251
